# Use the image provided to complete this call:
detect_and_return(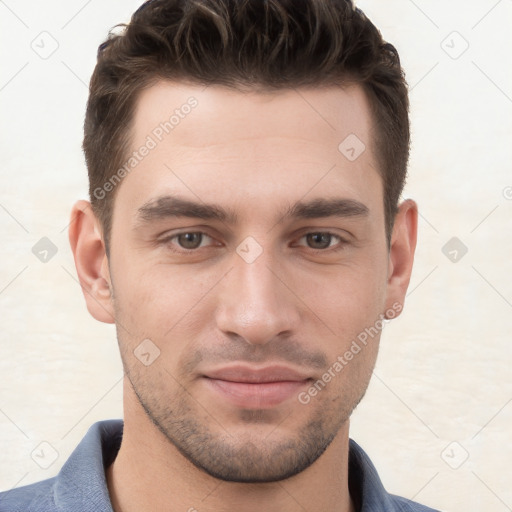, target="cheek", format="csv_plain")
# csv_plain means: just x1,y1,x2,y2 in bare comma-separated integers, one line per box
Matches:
296,262,387,332
110,253,220,340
